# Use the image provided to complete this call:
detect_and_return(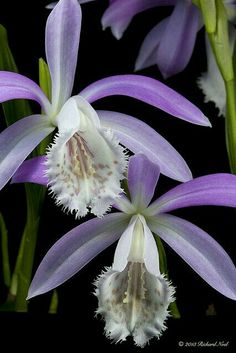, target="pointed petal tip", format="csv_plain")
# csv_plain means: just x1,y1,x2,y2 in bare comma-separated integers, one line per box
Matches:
26,289,37,300
203,115,212,127
111,28,122,40
134,61,142,72
178,170,193,183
